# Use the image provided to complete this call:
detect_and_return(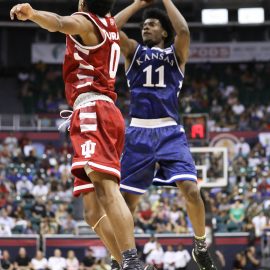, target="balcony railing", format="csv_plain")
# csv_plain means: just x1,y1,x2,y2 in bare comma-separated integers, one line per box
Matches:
0,114,61,131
